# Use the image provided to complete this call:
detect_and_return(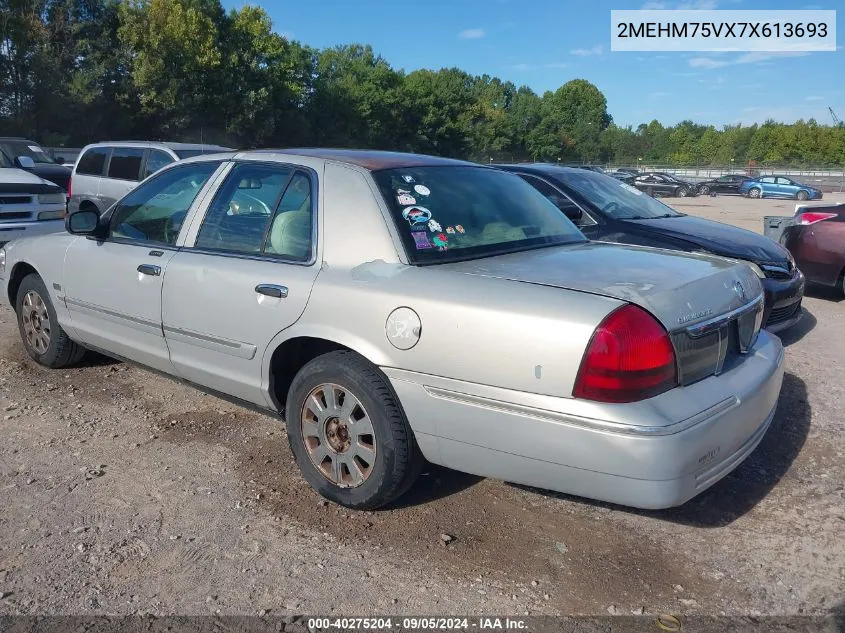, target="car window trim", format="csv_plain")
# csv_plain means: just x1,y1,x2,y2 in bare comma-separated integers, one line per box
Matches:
182,160,319,267
512,171,597,227
97,160,227,249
